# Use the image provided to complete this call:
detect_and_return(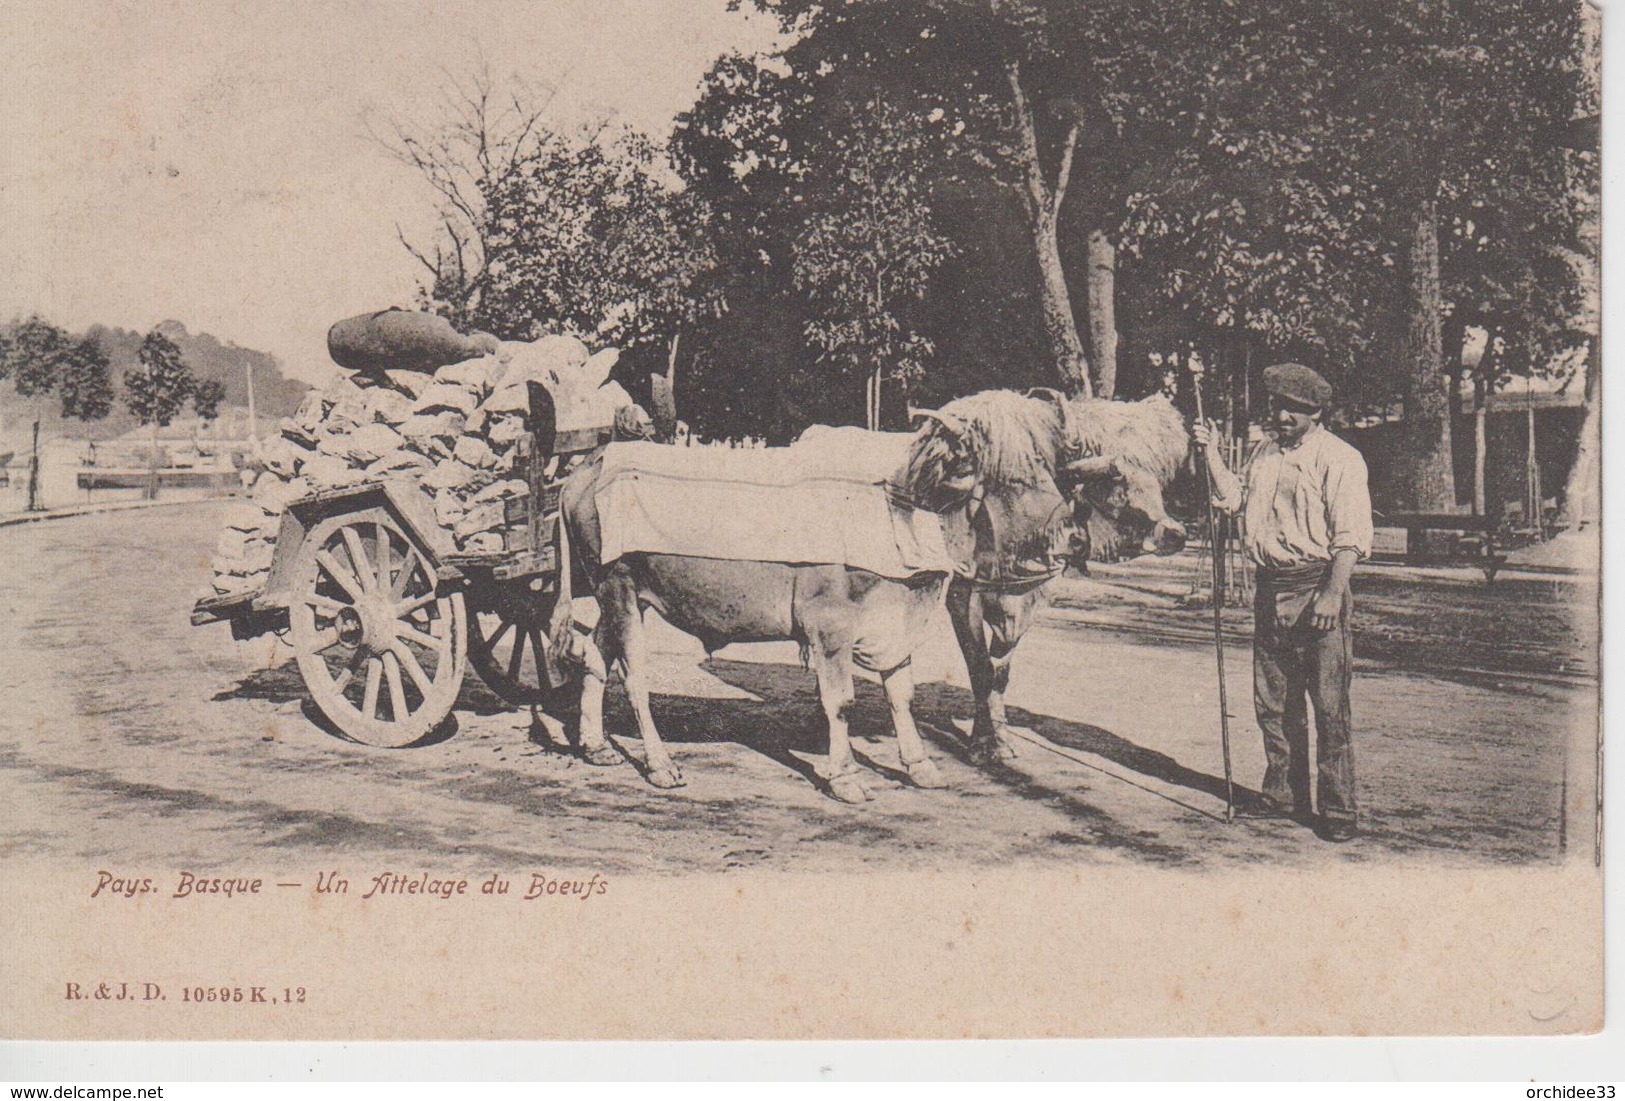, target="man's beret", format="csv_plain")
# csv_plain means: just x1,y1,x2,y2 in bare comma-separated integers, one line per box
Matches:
1262,362,1332,408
